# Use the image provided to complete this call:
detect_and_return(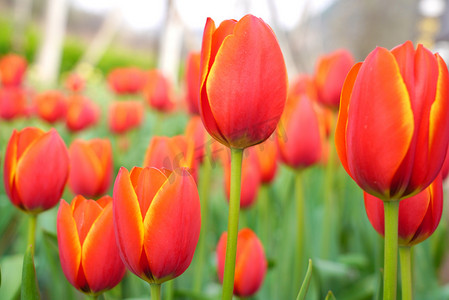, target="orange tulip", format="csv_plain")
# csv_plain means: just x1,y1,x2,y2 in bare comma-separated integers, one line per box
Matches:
223,149,261,208
185,51,201,115
57,195,125,295
0,53,27,87
364,174,443,246
314,49,354,109
66,94,100,132
0,87,27,120
199,14,288,149
251,135,279,184
217,228,267,297
68,138,113,198
142,69,174,112
4,127,69,213
278,82,325,169
107,67,146,95
108,100,144,134
112,166,201,283
335,41,449,200
33,90,67,123
185,115,207,164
